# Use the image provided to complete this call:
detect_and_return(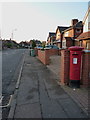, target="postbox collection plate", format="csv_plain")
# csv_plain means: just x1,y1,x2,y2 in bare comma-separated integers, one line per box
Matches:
73,58,77,64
